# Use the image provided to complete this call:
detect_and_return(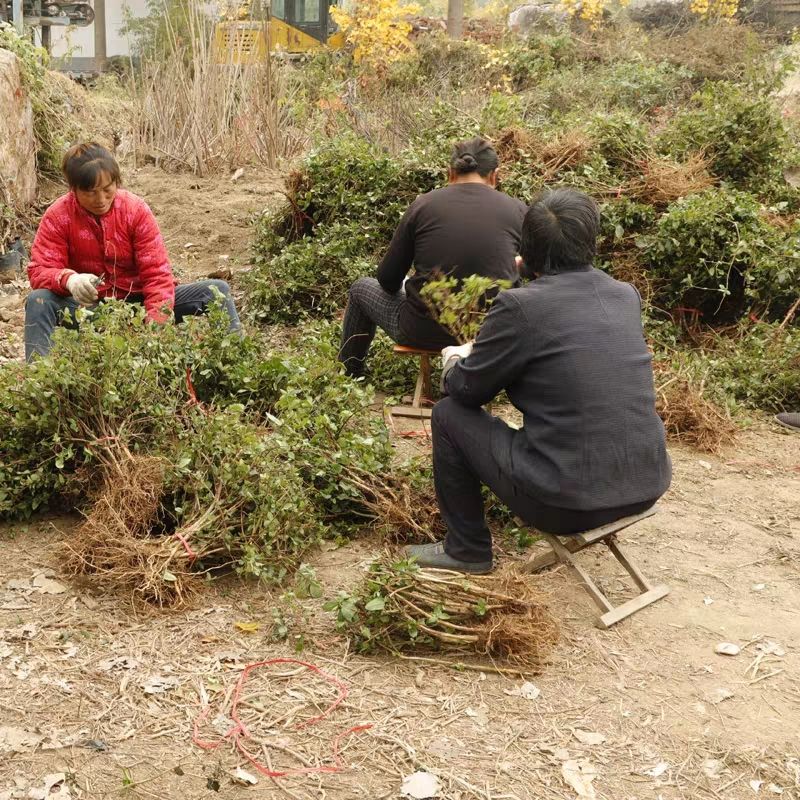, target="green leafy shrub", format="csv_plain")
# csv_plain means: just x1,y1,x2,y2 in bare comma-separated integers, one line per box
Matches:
420,275,512,343
533,59,692,117
247,135,443,323
682,322,800,412
248,220,375,323
585,111,649,173
659,81,790,187
166,408,324,584
599,197,657,249
273,332,392,521
642,188,798,319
